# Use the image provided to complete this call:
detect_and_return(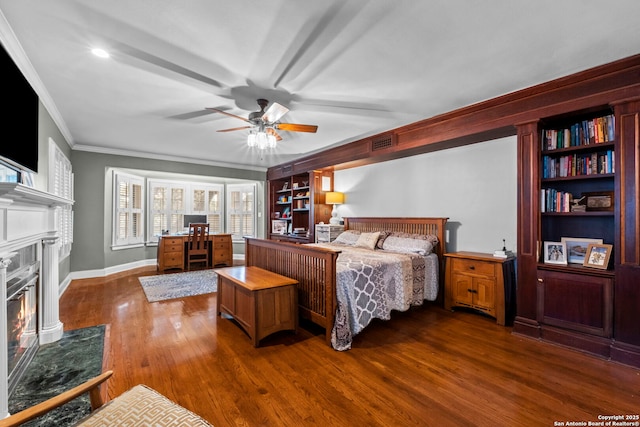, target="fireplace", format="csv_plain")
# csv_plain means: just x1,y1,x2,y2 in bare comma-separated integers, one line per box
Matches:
5,244,39,396
0,182,70,418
